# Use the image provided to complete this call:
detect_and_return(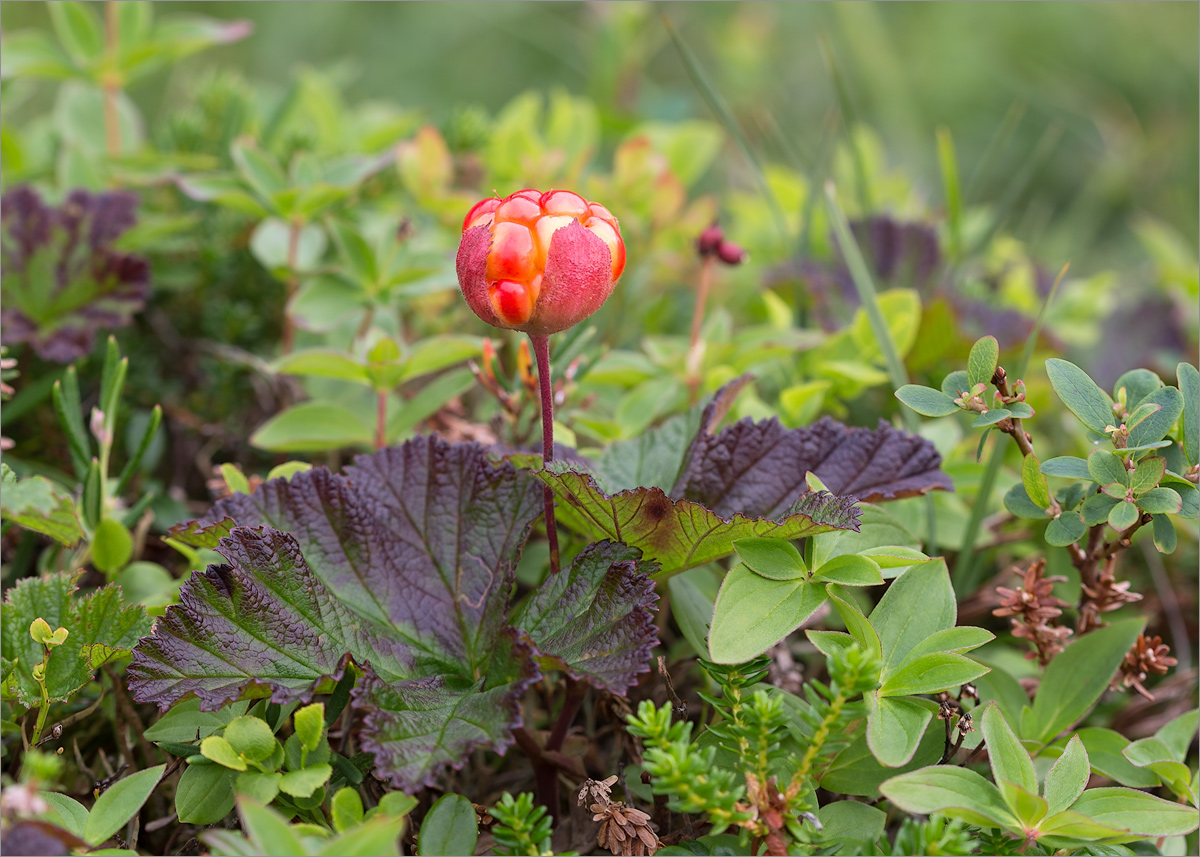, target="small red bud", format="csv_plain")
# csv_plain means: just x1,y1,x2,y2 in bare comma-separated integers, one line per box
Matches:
696,223,724,257
715,239,746,266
